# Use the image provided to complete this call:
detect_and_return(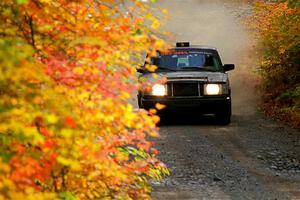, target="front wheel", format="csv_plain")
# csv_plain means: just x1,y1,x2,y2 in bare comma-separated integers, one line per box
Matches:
215,112,231,125
137,95,143,109
215,103,231,125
